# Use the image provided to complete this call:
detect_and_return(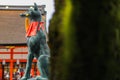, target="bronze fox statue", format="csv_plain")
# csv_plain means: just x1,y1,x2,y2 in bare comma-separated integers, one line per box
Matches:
20,3,50,80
